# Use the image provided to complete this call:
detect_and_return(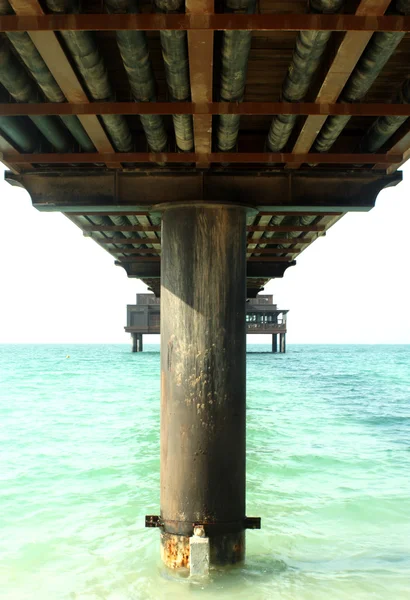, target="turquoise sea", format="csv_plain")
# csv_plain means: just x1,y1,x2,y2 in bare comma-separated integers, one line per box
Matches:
0,343,409,599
